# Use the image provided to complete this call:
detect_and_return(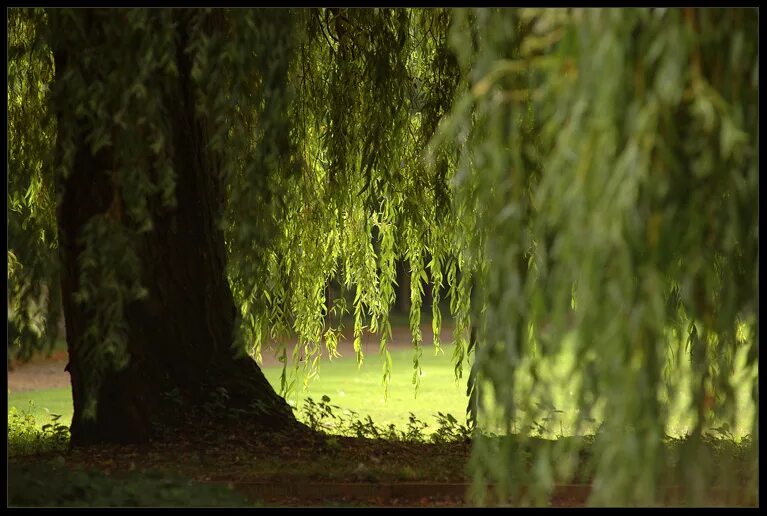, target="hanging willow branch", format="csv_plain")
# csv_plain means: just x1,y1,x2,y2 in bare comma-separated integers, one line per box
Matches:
437,7,758,506
8,7,757,506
